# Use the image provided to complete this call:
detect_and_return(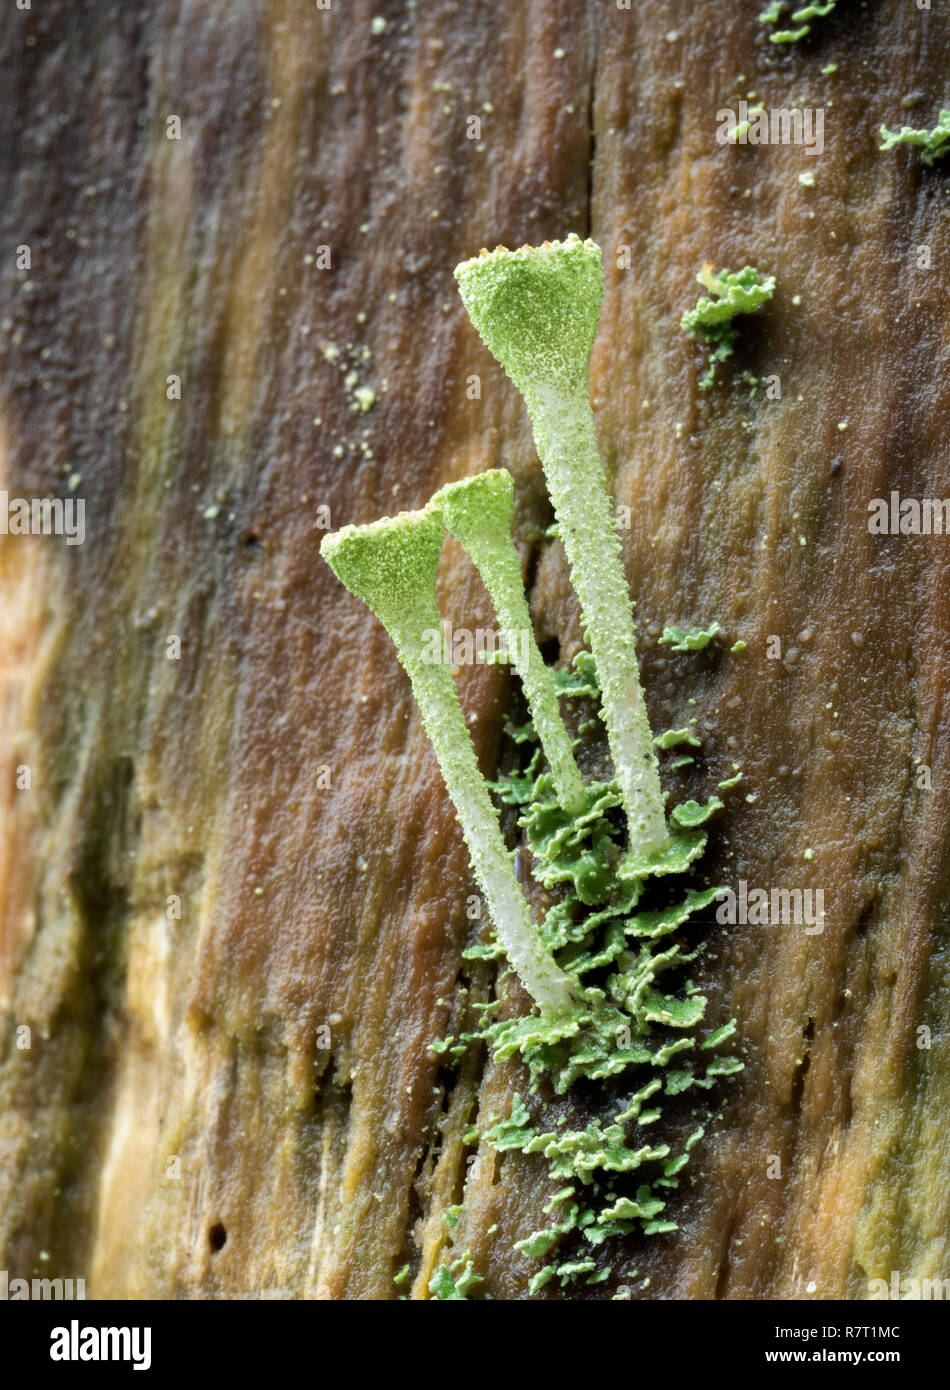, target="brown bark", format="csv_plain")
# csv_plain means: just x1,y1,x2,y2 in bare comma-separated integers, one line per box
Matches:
1,0,949,1299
